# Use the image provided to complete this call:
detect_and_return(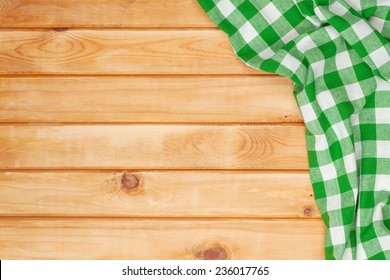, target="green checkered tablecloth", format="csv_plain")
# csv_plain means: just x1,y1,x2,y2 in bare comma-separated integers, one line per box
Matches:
197,0,390,259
